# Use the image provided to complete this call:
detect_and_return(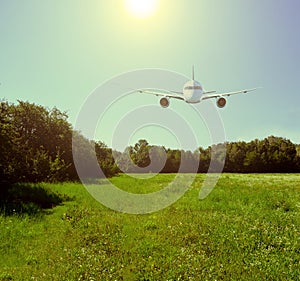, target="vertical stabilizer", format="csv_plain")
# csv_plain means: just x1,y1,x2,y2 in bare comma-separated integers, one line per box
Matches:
192,65,195,80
